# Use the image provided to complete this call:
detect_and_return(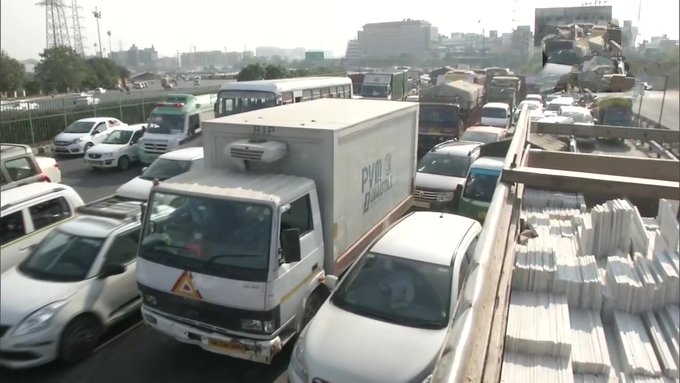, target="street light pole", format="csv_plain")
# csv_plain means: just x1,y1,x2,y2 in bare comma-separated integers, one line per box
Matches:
107,31,112,57
93,7,103,58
